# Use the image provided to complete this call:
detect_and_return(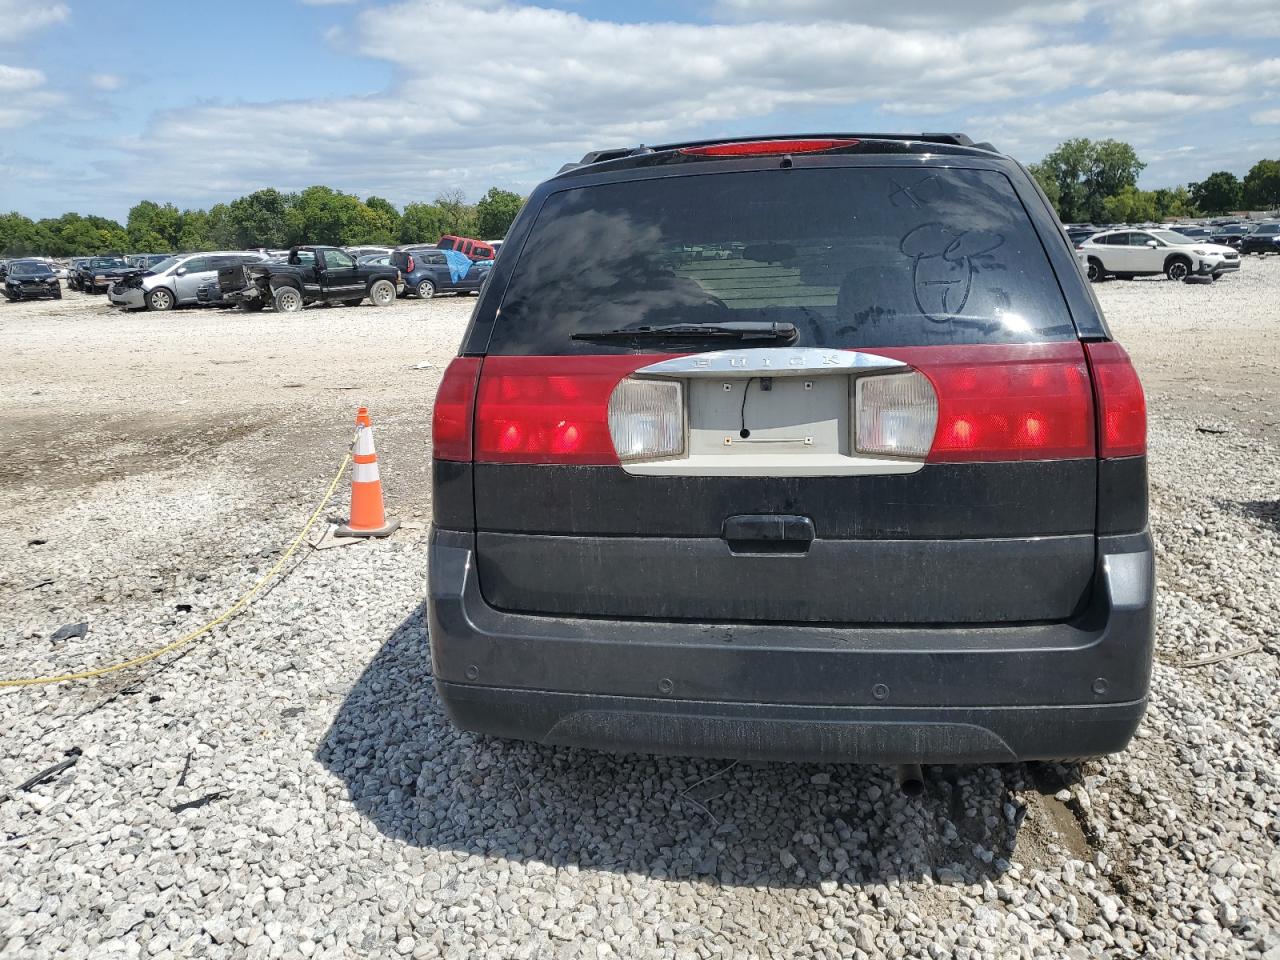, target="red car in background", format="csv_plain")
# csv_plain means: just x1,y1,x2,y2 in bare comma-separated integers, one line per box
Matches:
438,235,497,261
